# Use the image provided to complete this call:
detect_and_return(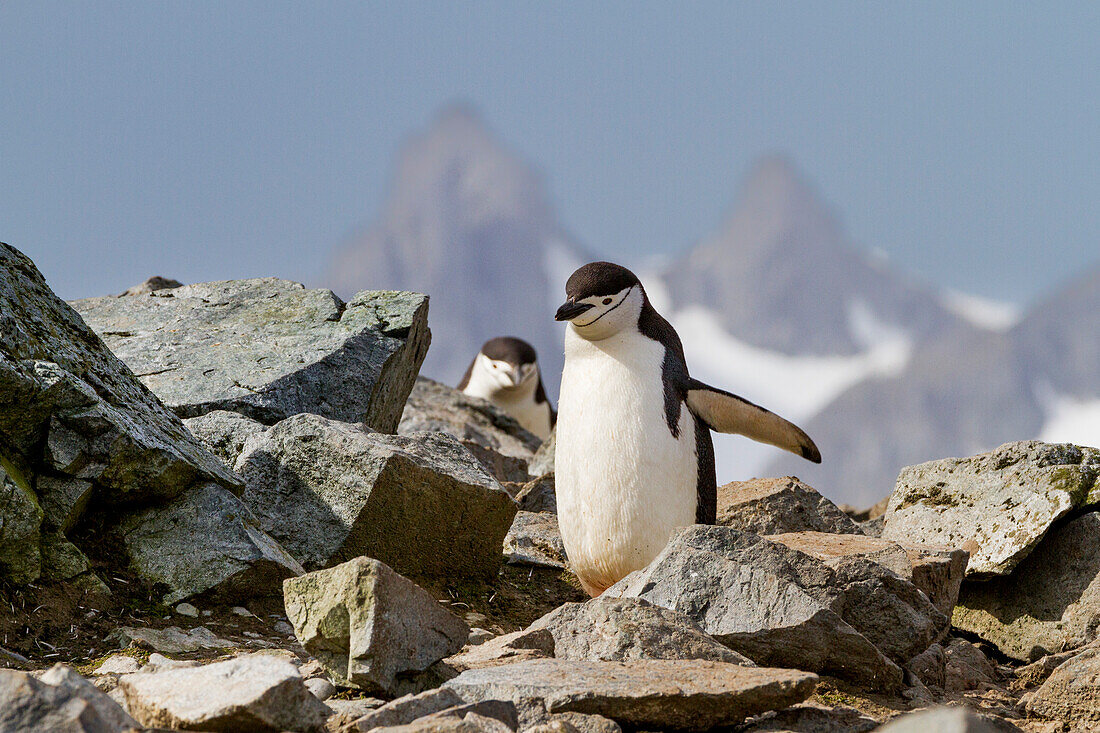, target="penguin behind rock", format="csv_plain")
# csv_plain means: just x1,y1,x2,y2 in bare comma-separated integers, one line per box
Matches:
458,336,556,441
554,261,821,596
